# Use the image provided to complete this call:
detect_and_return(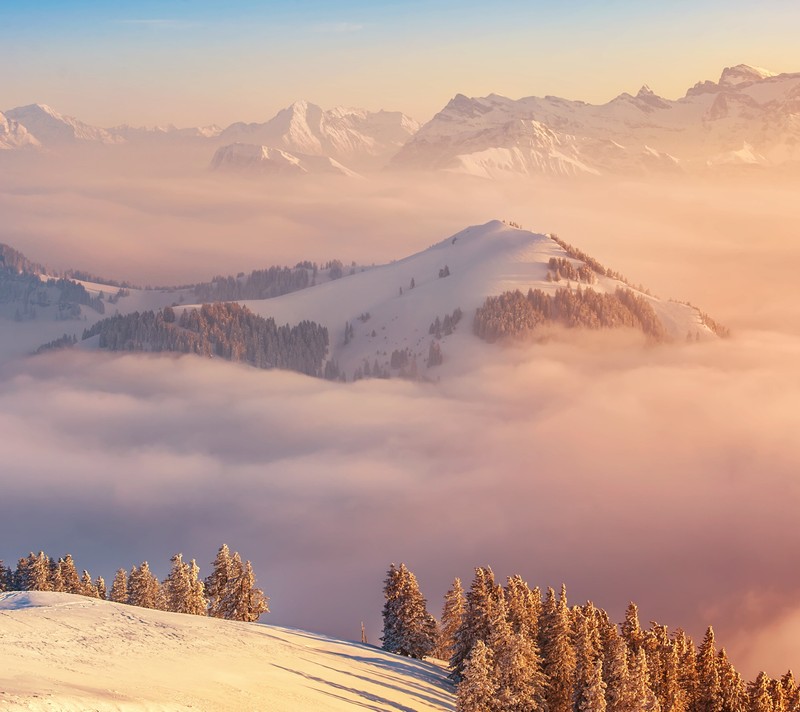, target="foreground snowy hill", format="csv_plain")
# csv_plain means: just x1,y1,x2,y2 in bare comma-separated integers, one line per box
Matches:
0,591,454,711
393,64,800,177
